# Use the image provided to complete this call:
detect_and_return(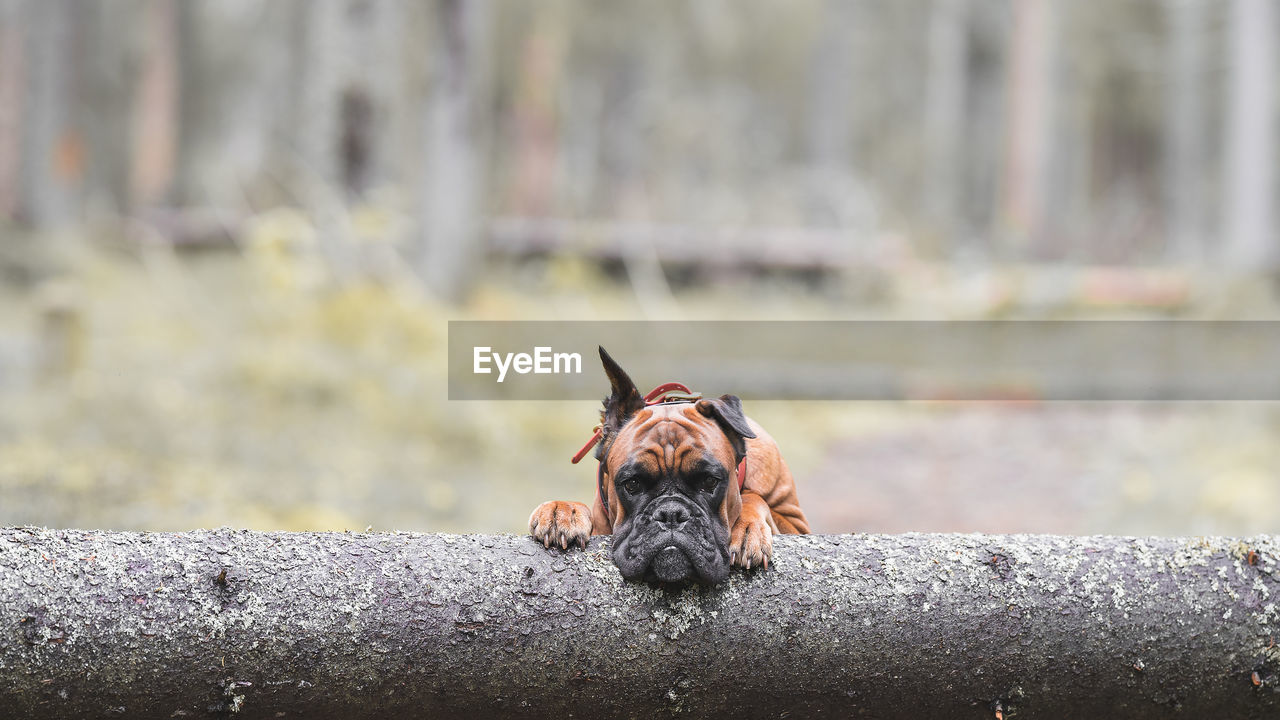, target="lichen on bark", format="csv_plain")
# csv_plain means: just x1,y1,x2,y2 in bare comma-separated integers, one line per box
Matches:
2,527,1279,719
